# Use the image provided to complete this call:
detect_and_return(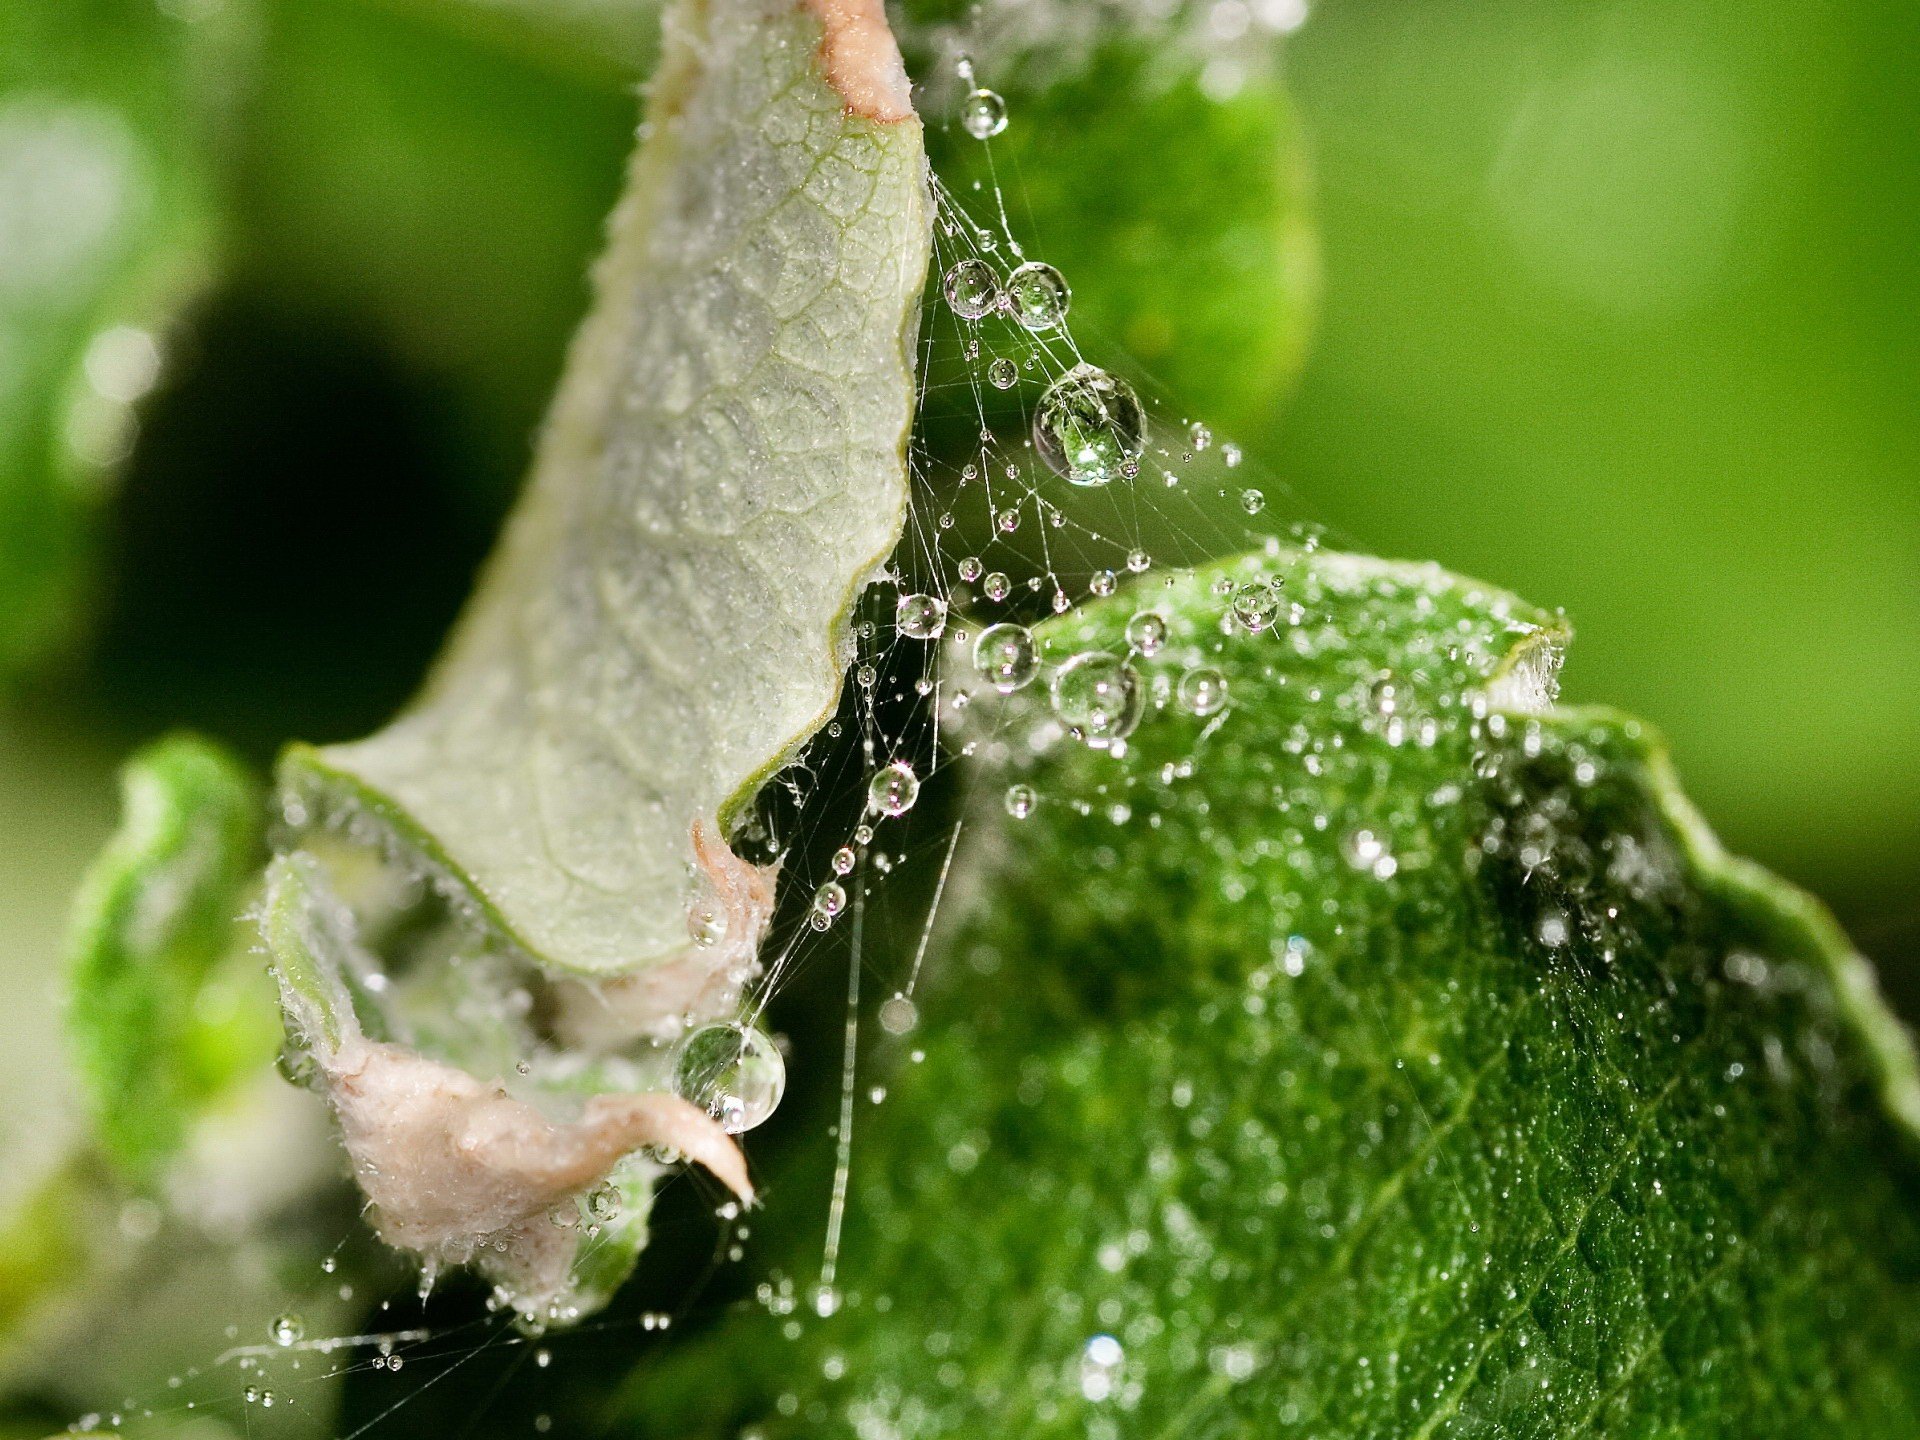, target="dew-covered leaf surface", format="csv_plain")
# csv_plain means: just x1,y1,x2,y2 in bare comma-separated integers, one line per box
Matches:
0,0,235,678
626,549,1920,1437
280,0,930,980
